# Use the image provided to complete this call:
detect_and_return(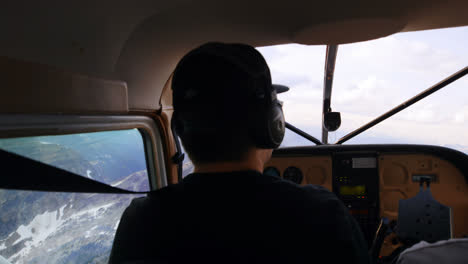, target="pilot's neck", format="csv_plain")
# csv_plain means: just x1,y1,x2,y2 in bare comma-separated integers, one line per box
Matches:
194,148,272,174
194,161,262,174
